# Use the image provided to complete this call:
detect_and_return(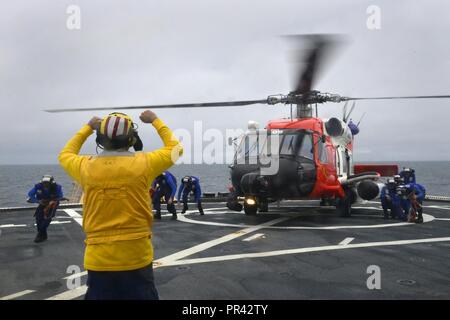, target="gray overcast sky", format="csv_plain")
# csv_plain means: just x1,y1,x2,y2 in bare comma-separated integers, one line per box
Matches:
1,0,450,164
